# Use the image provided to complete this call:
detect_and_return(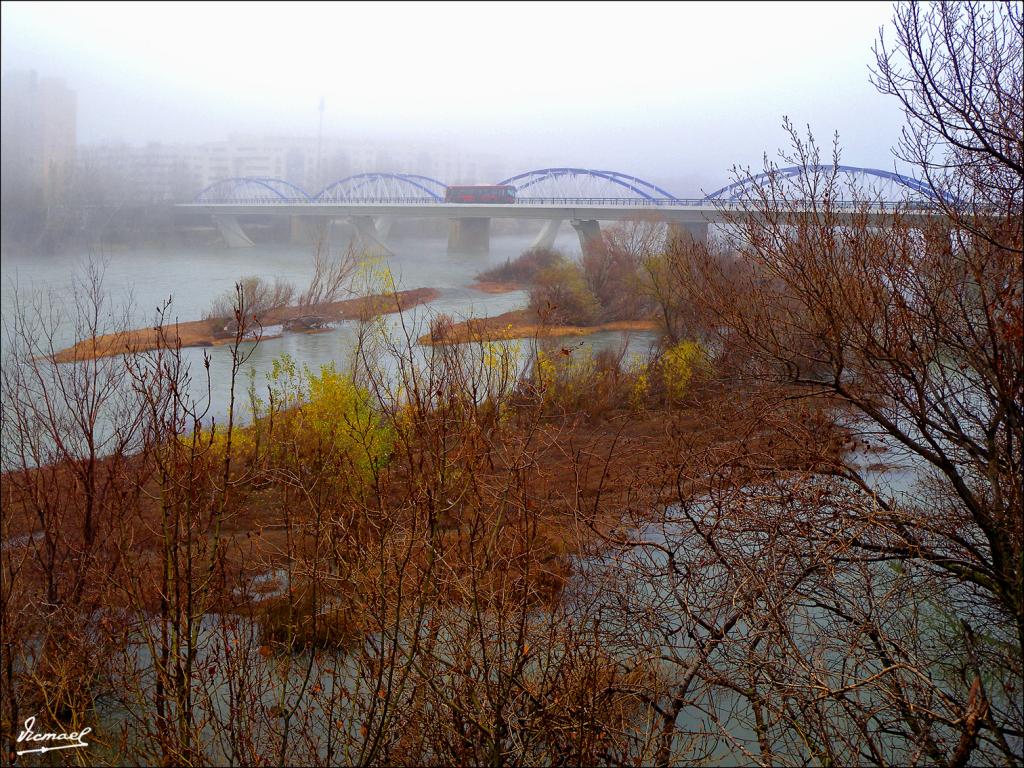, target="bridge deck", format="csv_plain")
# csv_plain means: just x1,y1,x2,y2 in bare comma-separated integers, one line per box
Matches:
178,201,934,224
